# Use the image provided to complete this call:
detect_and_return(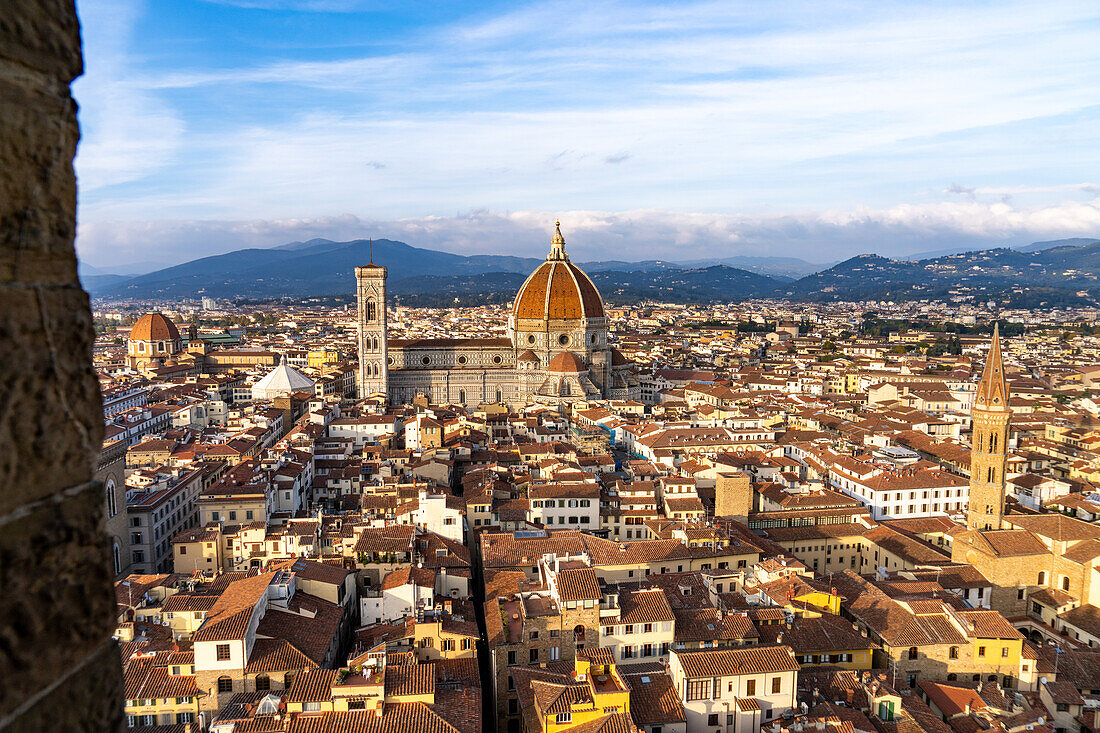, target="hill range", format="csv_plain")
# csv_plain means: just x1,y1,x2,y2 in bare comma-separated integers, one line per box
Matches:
85,237,1100,308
